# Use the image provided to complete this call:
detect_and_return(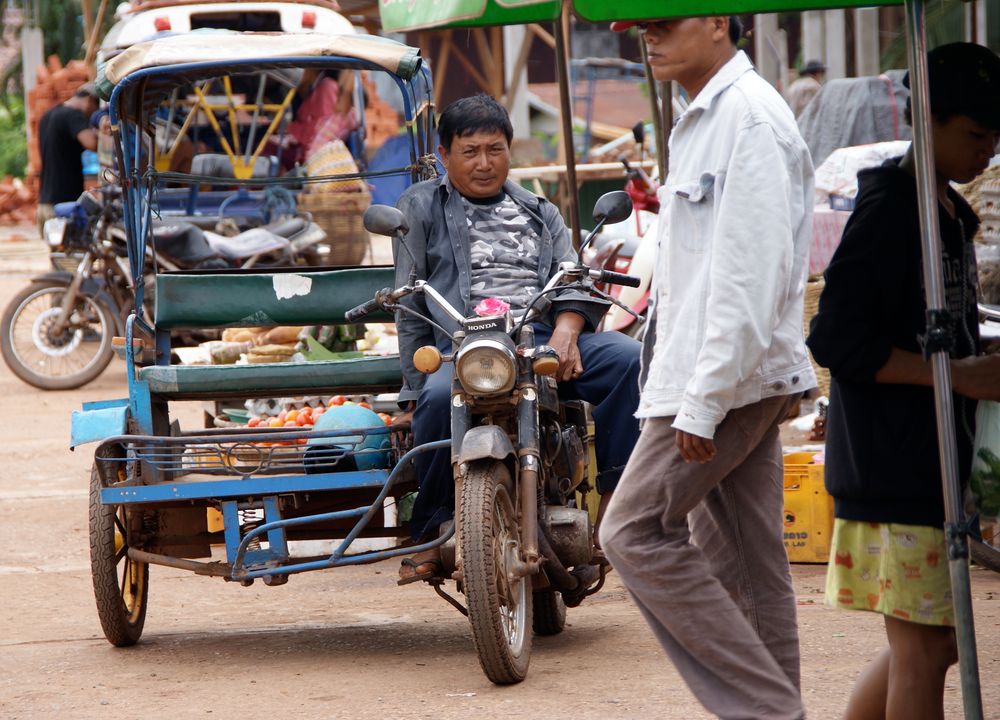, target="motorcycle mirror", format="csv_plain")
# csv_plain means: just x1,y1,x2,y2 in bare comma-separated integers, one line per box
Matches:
592,191,633,225
578,191,634,260
632,121,645,145
363,205,409,237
